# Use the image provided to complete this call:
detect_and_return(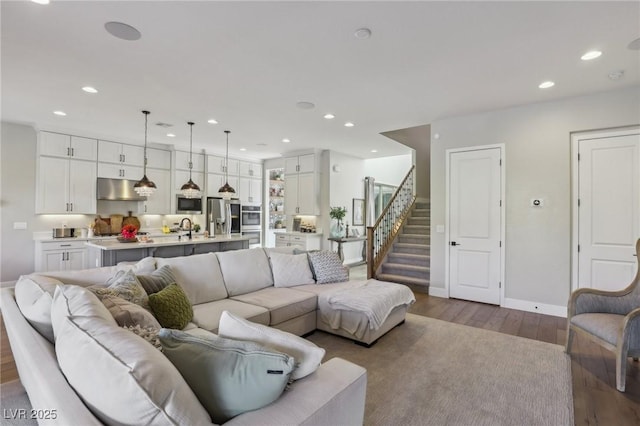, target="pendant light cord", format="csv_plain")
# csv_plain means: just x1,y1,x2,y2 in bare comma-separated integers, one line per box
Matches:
142,110,149,173
188,122,194,180
224,130,230,181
